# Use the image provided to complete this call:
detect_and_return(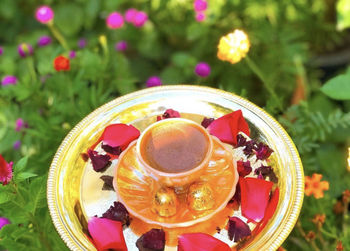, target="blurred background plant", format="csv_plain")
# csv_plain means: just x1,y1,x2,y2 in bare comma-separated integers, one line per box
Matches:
0,0,350,250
